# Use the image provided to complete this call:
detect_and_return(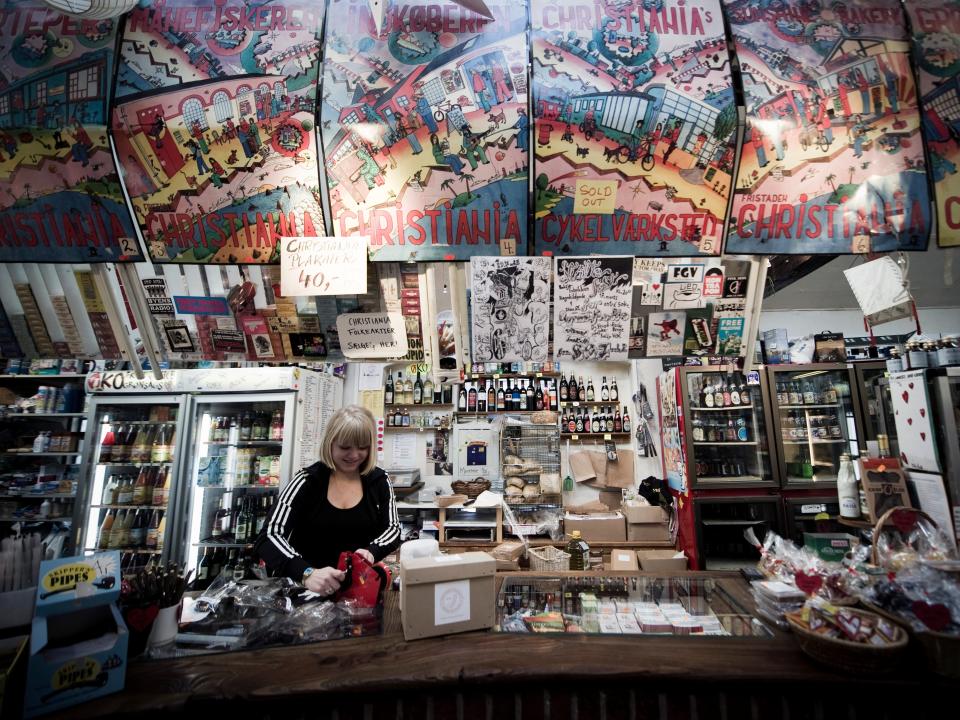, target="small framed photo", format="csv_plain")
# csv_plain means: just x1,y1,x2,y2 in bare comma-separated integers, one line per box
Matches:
164,324,195,353
58,359,81,375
